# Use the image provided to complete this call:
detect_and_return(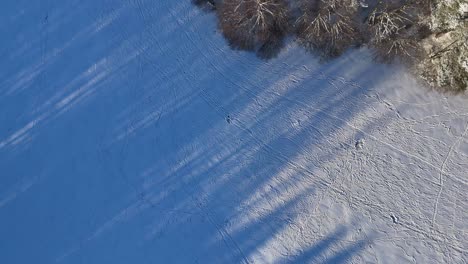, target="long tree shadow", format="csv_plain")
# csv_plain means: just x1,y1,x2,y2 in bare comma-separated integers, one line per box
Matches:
1,1,394,263
289,225,373,264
